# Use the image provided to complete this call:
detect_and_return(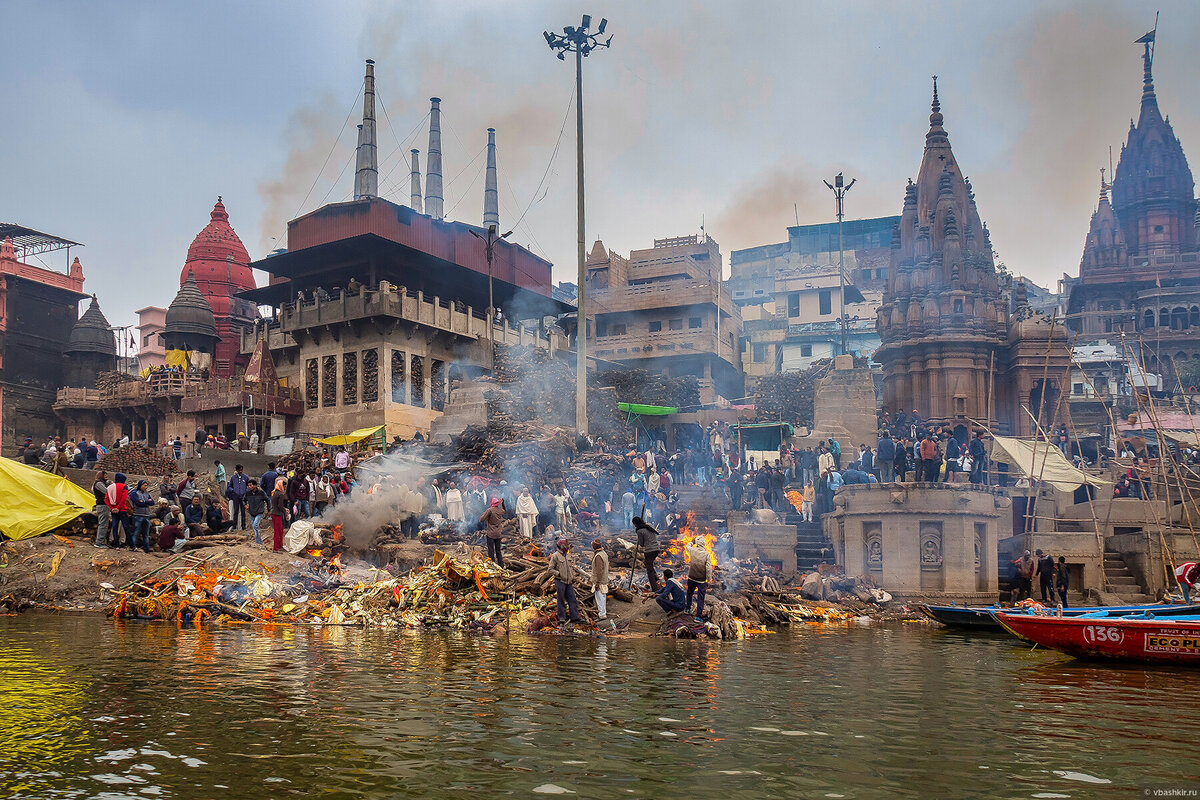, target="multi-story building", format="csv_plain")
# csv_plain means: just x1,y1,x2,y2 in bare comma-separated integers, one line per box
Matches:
728,215,898,307
1064,37,1200,383
585,234,743,403
0,227,88,454
135,306,167,372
